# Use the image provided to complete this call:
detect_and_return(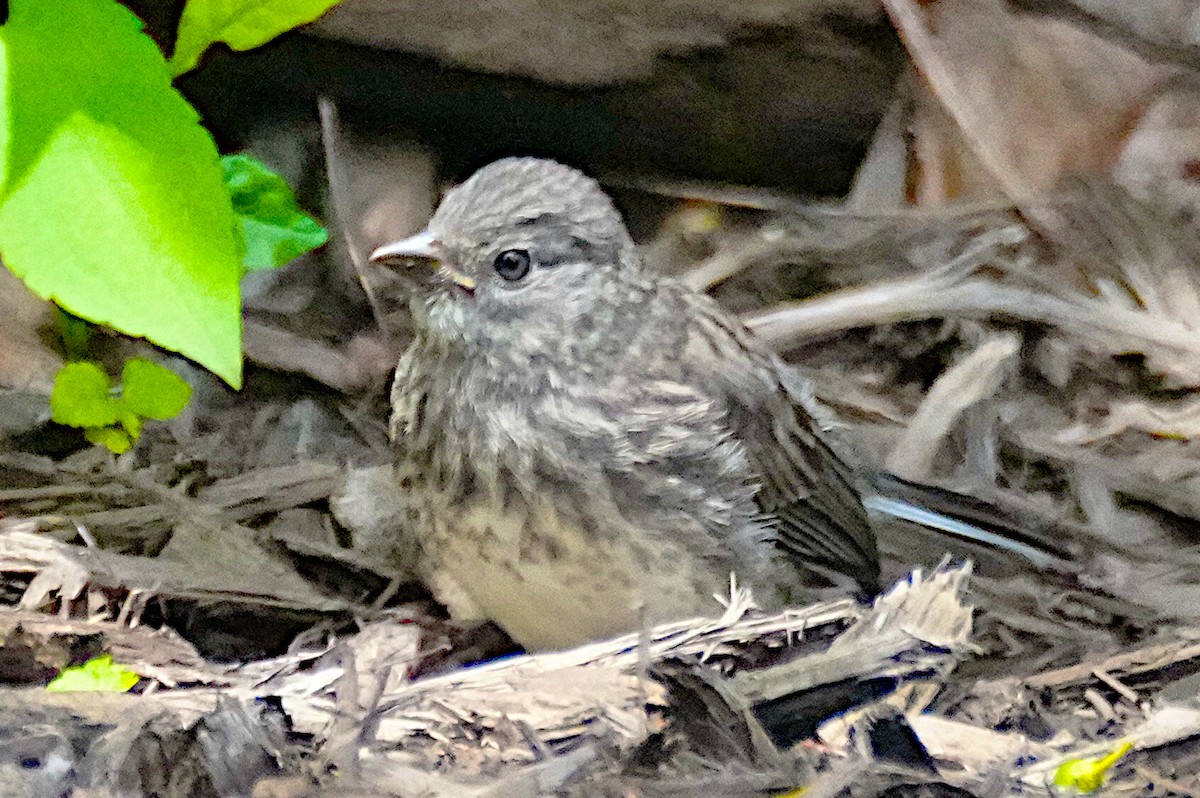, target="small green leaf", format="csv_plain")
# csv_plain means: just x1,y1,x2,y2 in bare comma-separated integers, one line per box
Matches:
122,358,192,419
84,426,134,454
116,407,143,439
51,362,119,428
170,0,346,77
0,0,244,388
47,654,140,692
222,154,328,272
